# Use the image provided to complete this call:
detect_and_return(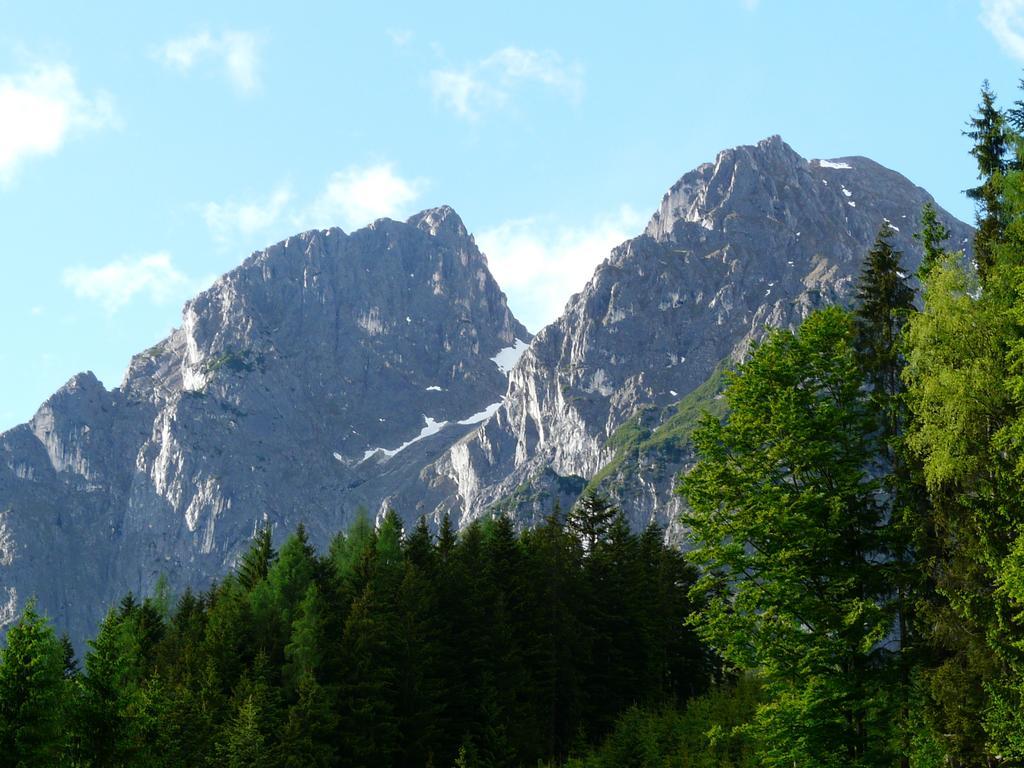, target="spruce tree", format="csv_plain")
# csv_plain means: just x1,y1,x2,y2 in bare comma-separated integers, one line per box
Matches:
237,524,277,591
279,673,338,768
965,81,1009,281
567,490,618,552
854,221,915,413
283,582,328,694
217,695,274,768
913,202,951,281
0,600,67,766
